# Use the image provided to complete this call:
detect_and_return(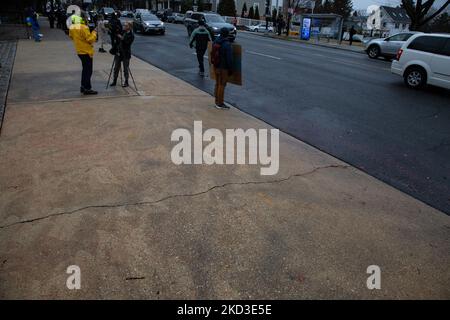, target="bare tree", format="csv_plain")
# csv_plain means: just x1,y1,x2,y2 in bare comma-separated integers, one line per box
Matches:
402,0,450,30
